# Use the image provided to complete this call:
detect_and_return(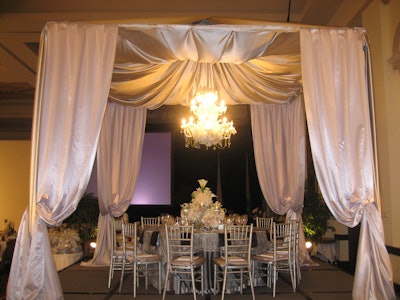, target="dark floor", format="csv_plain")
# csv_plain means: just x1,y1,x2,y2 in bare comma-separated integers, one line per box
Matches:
59,259,358,300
